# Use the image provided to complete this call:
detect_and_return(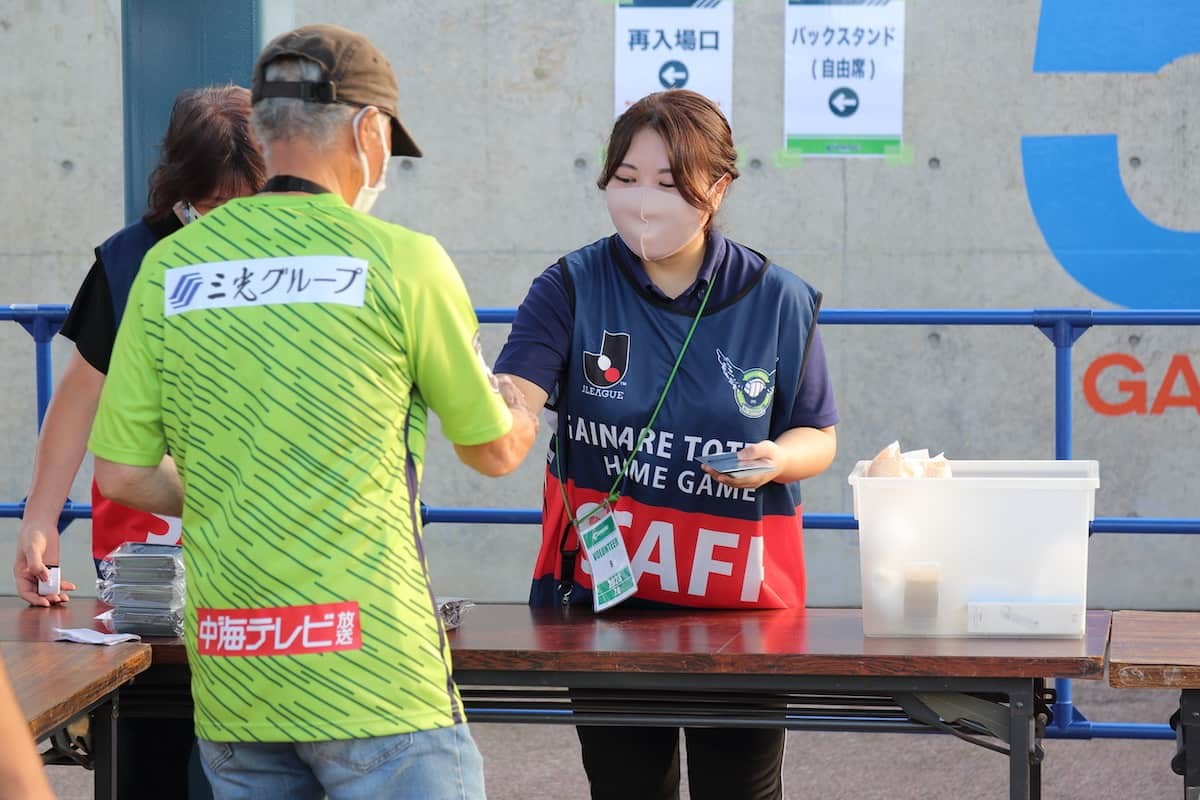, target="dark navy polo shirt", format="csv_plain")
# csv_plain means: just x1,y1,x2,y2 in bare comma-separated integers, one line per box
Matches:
495,230,839,430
